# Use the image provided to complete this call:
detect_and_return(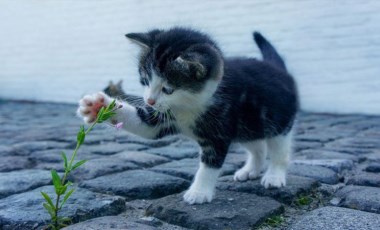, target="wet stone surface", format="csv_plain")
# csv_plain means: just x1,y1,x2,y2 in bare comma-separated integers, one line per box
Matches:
1,101,380,229
290,206,380,230
217,175,319,204
146,191,284,230
0,186,125,230
80,170,190,200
